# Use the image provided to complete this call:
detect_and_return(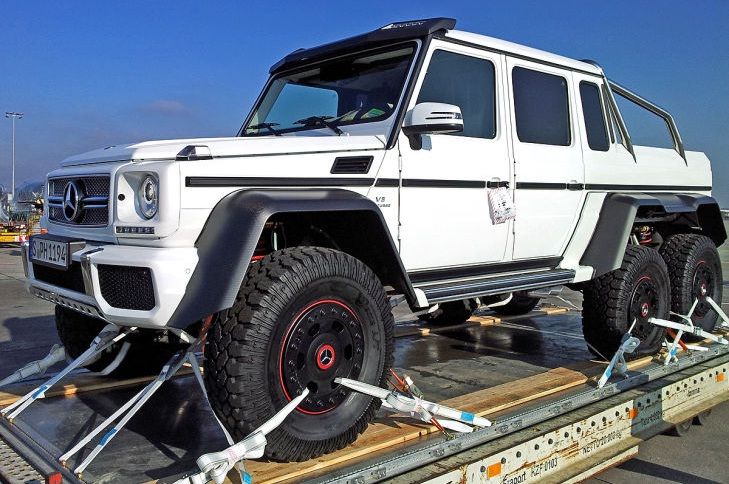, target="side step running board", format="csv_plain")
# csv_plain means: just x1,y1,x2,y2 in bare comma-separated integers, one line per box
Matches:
418,269,575,304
